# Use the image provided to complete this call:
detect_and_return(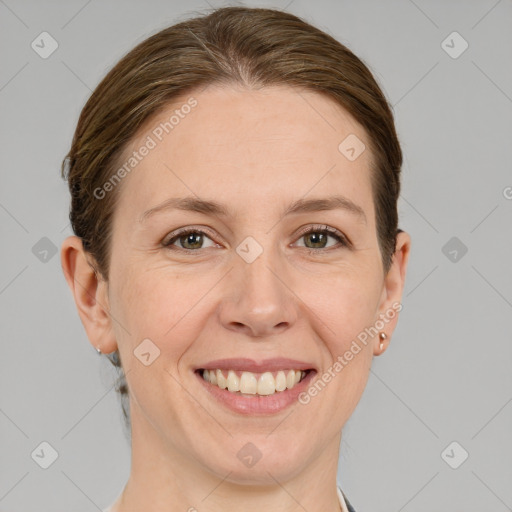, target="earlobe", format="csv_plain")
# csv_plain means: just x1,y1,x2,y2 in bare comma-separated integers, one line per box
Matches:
60,236,117,354
374,230,411,355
